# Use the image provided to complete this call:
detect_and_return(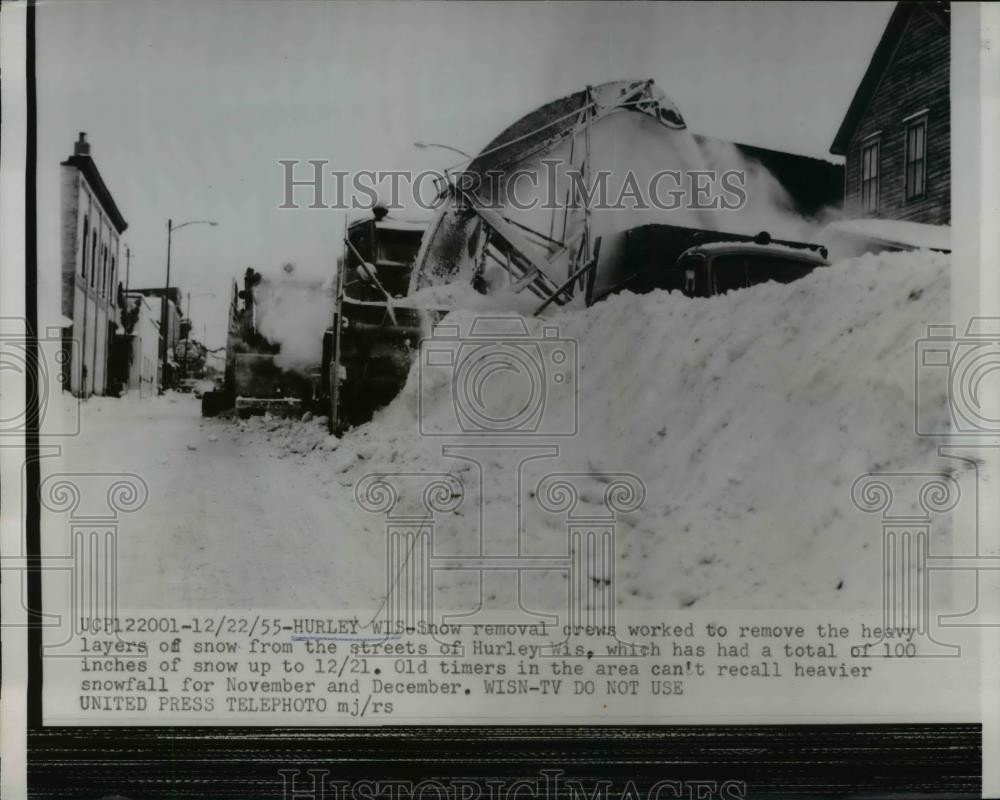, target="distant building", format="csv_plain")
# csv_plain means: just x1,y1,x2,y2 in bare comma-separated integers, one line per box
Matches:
110,293,162,397
129,287,184,388
830,2,950,224
60,133,128,396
